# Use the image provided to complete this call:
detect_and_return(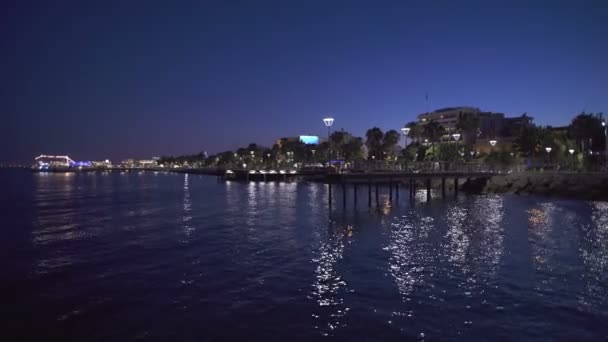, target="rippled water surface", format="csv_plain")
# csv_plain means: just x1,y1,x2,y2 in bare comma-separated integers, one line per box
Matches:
2,170,607,341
